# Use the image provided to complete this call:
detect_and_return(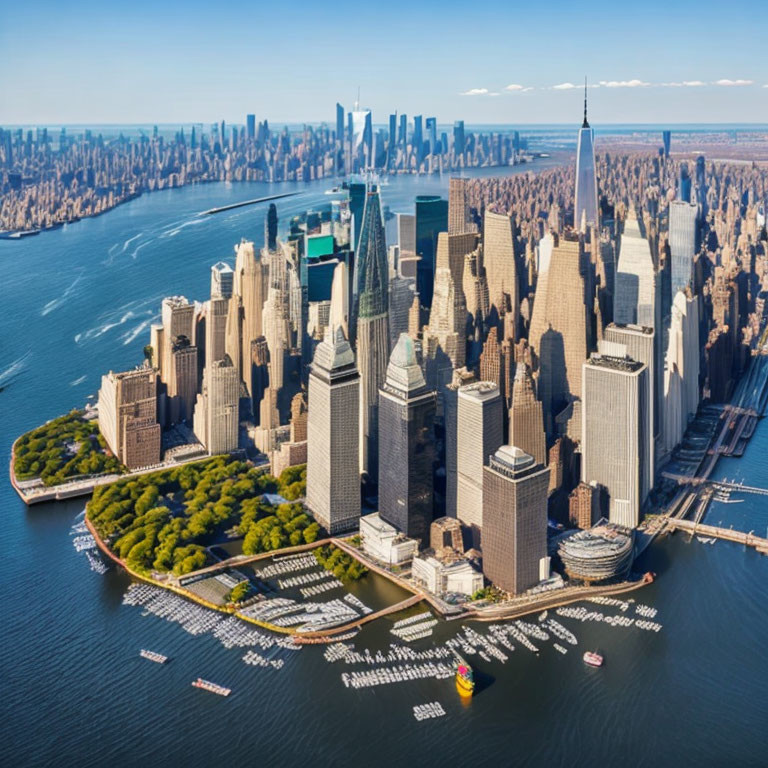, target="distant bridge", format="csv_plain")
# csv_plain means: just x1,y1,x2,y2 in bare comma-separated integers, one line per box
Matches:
665,518,768,555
